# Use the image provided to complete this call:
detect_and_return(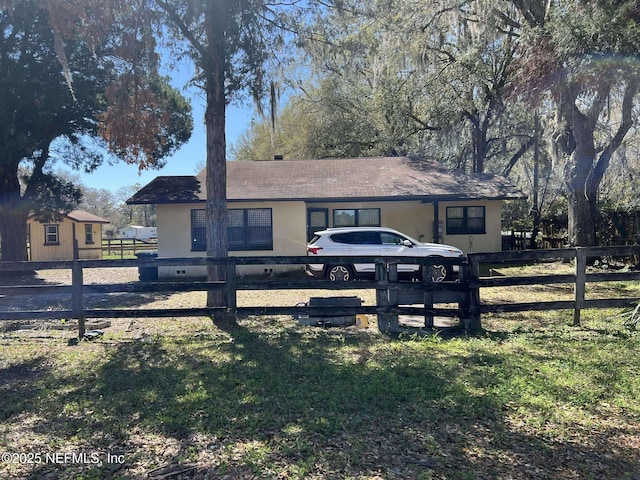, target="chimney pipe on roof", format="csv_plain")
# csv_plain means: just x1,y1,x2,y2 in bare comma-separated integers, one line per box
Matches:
273,154,284,160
